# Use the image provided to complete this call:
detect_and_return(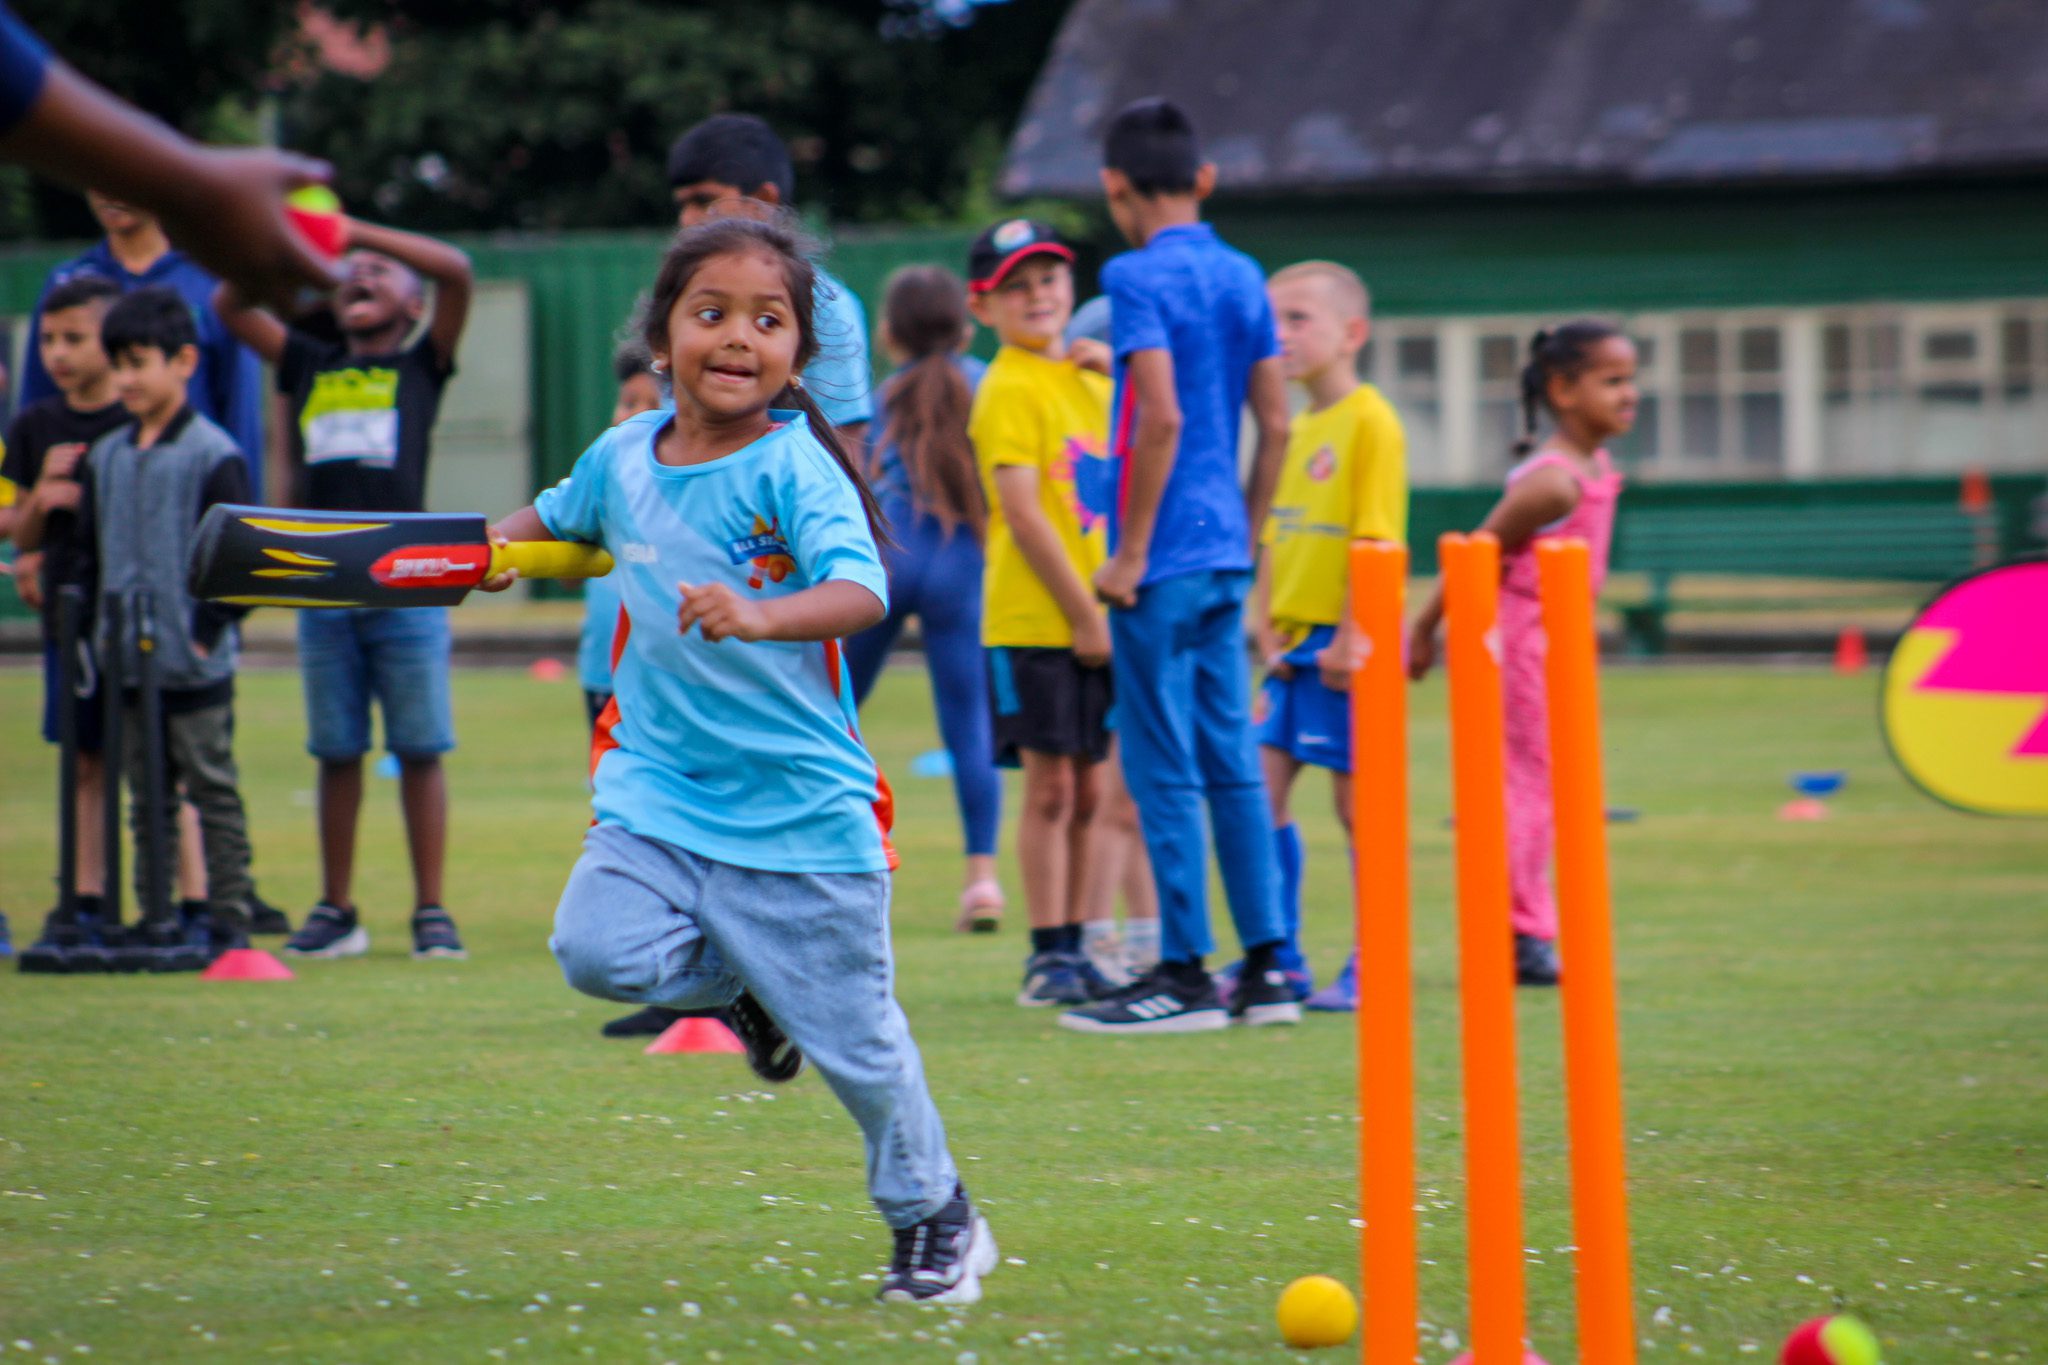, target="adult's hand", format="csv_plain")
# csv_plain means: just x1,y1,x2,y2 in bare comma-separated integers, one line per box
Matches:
159,147,342,314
